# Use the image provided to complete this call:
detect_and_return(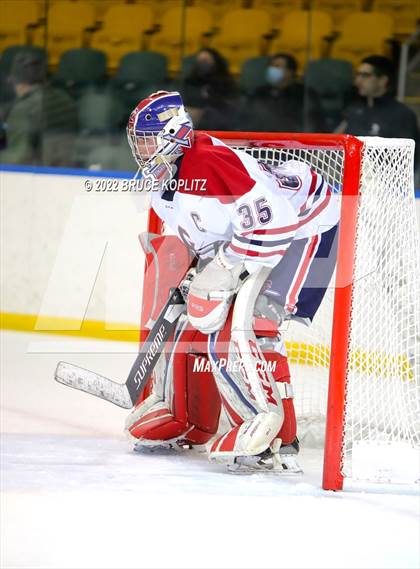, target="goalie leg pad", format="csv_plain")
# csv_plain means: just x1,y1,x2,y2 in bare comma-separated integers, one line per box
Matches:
208,309,261,425
126,319,221,446
184,353,222,444
208,411,283,464
127,400,188,441
262,343,297,446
